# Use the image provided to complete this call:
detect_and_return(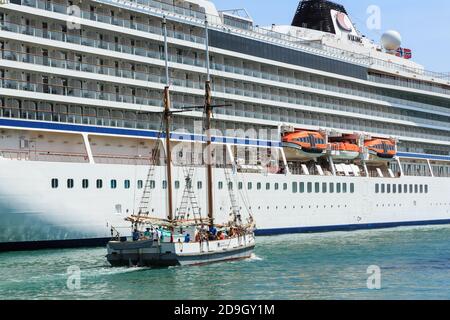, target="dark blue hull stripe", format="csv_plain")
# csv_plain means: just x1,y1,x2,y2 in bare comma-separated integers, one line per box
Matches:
255,219,450,236
0,118,279,147
1,118,449,161
2,219,450,251
396,152,450,162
